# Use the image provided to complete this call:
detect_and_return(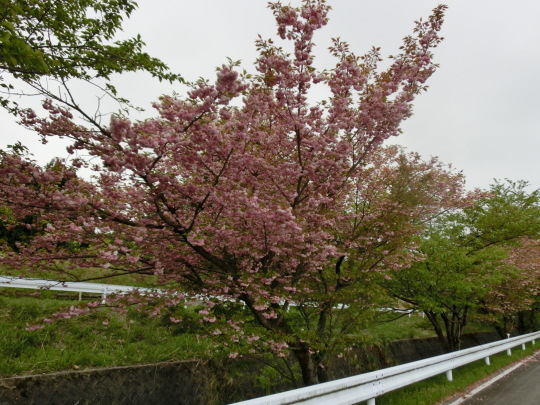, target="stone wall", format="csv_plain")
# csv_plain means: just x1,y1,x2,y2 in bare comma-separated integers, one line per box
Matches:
0,361,218,405
0,332,501,405
389,331,500,364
